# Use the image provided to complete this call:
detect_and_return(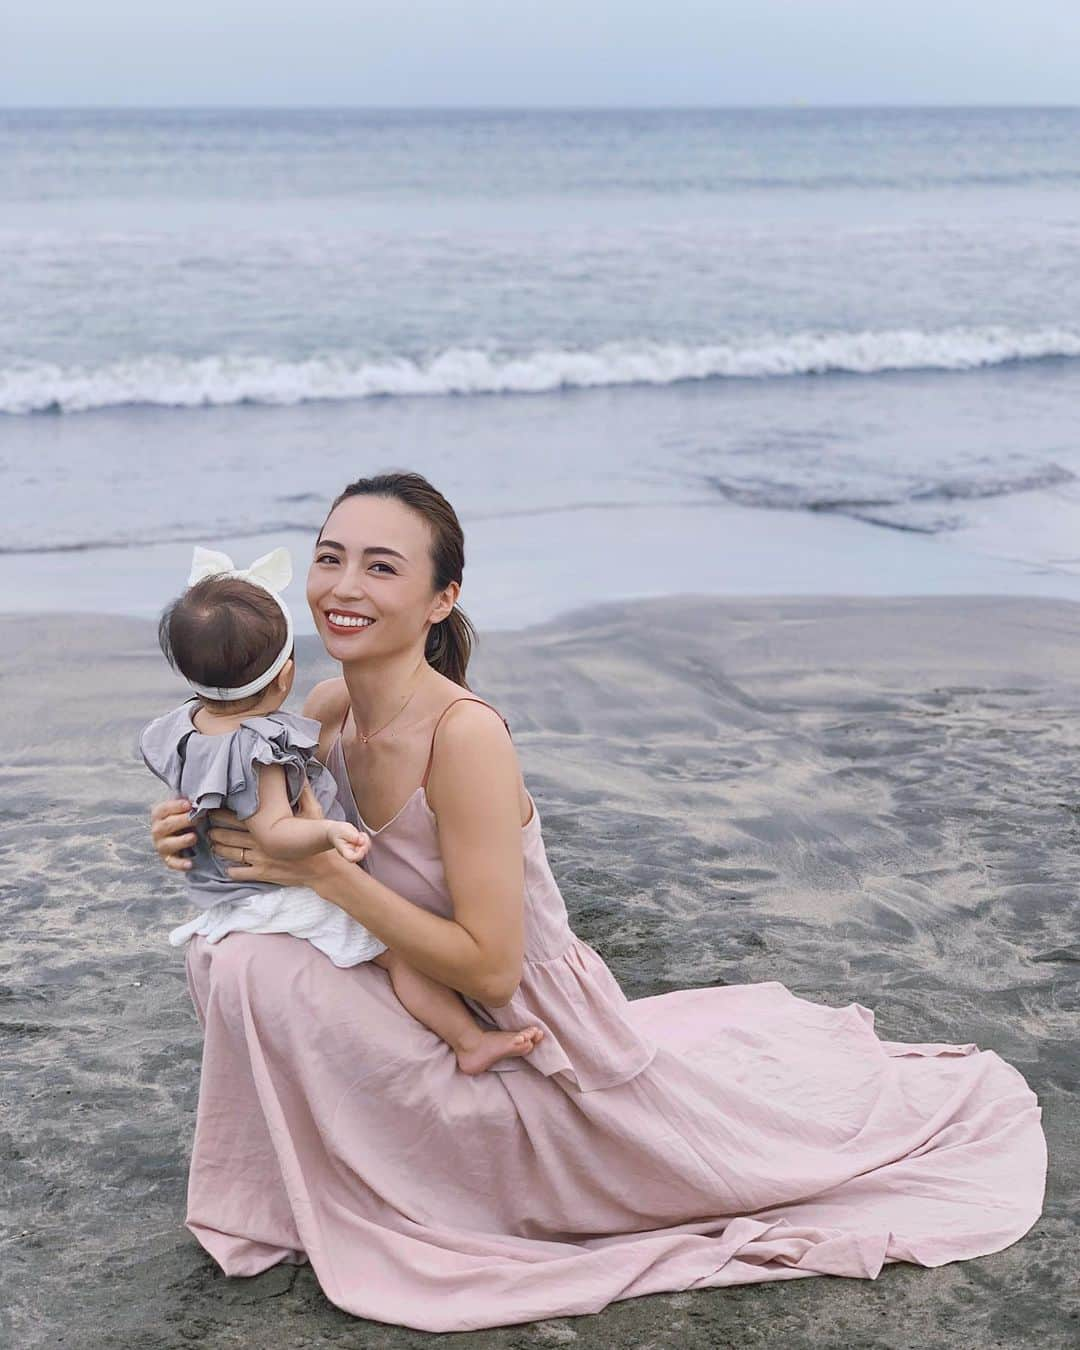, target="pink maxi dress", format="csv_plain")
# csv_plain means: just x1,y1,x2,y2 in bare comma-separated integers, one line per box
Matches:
183,698,1047,1332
